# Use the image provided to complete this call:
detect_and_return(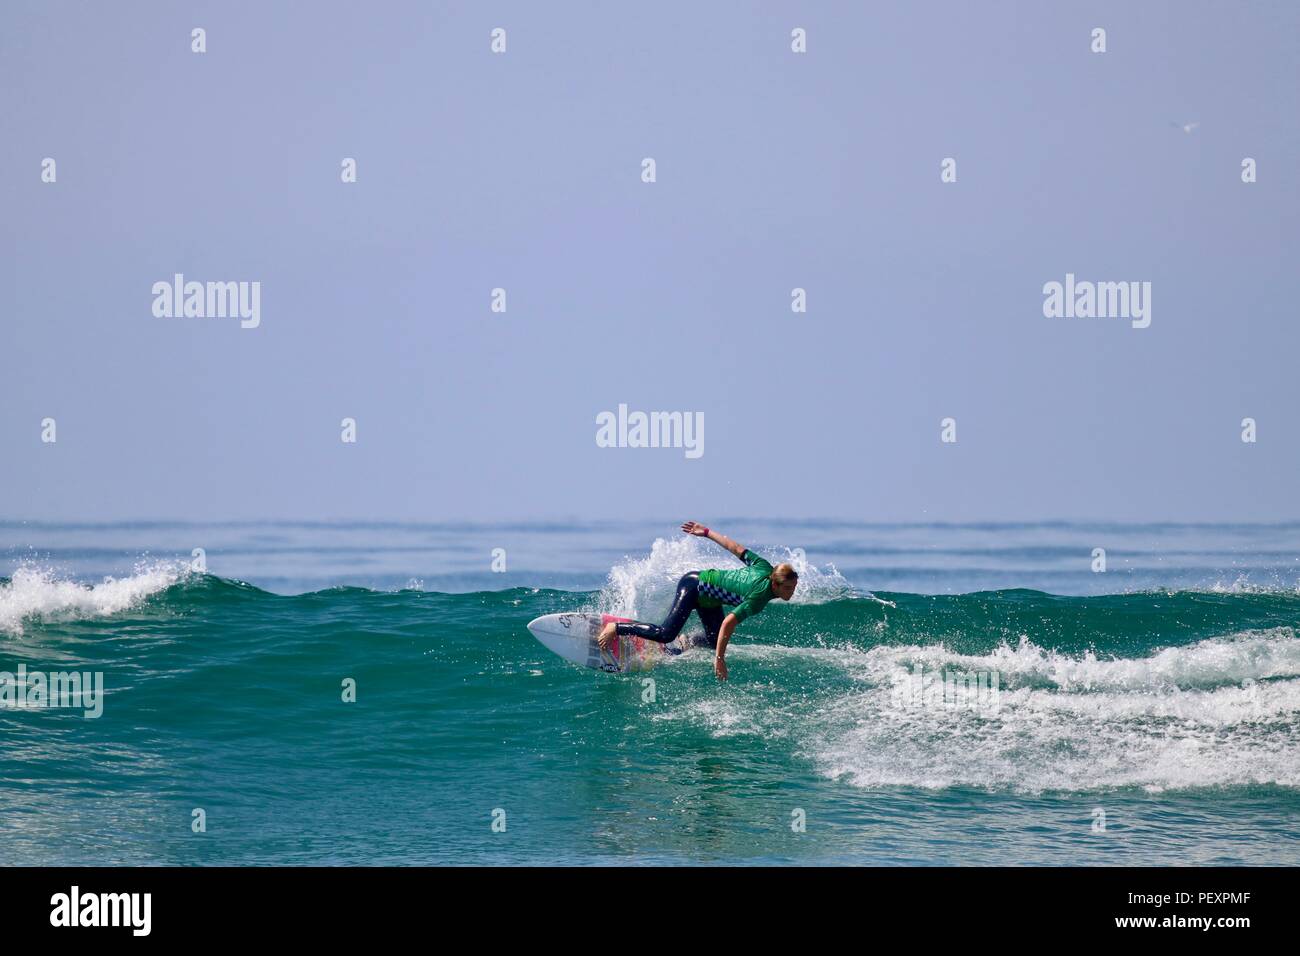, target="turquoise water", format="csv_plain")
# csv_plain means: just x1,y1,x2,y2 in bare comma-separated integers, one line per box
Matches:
1,521,1298,865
